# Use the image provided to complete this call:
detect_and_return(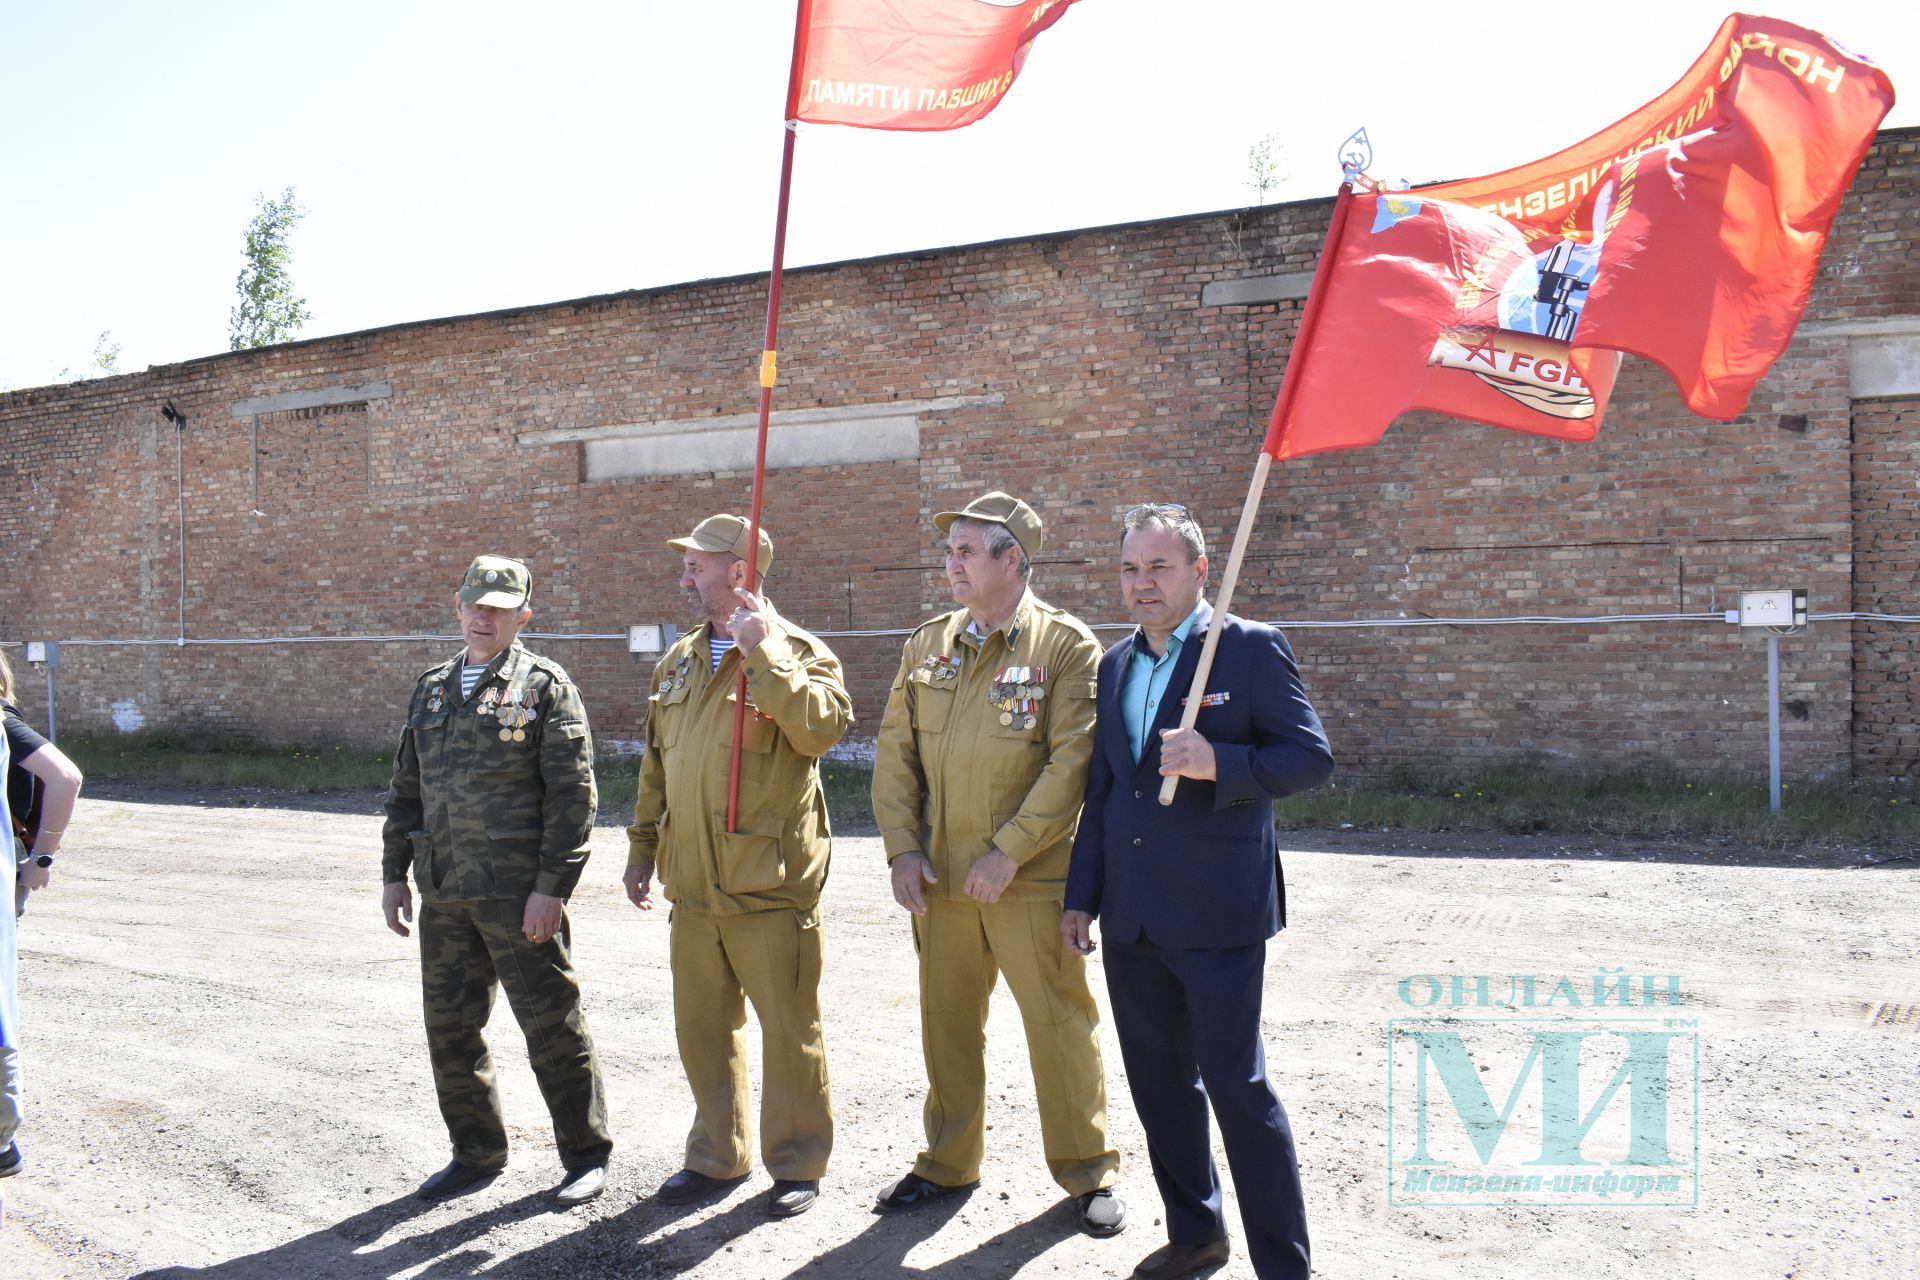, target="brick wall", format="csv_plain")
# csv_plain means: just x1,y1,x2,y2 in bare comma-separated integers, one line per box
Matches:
2,129,1915,783
1852,398,1920,781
